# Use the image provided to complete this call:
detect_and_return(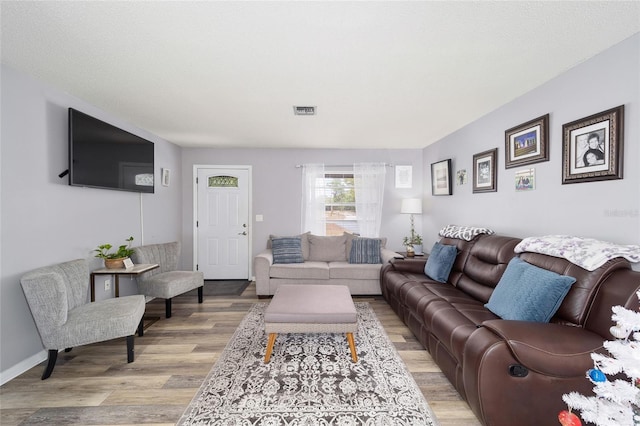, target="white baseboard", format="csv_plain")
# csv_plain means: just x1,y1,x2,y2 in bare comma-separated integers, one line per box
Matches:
0,350,47,385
